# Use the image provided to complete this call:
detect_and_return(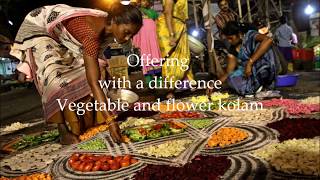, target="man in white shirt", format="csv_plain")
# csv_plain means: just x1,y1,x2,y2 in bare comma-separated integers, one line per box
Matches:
275,16,294,62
